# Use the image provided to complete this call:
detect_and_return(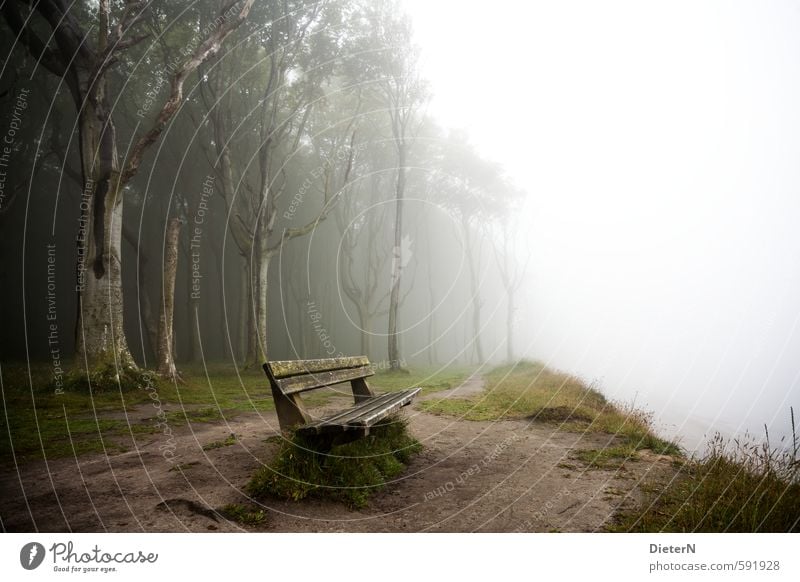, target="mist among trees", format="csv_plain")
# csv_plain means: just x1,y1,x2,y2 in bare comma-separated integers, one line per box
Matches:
0,0,529,384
